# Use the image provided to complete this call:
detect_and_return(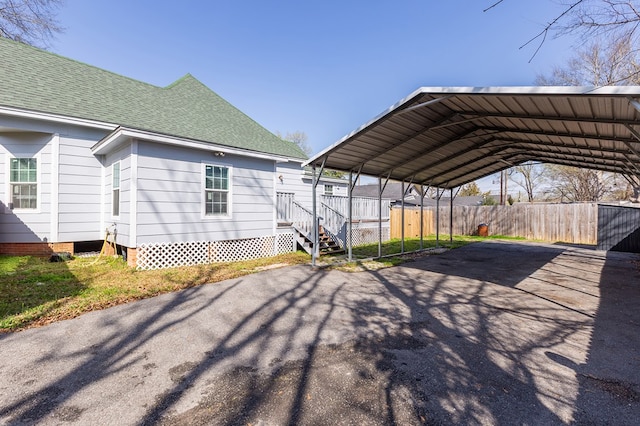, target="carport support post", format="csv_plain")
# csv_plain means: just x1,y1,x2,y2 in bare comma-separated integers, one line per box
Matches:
378,176,382,258
449,188,454,243
436,188,441,248
401,180,405,254
348,170,353,261
311,159,325,266
420,184,424,250
311,165,317,266
378,173,390,259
